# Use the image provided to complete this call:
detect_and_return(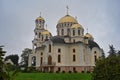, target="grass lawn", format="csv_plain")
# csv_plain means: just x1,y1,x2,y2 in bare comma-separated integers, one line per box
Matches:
14,72,92,80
